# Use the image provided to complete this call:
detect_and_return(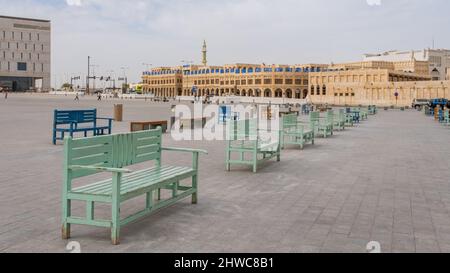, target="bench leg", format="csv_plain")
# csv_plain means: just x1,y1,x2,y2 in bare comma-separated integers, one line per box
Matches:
192,175,198,204
61,199,71,239
172,182,179,198
146,191,153,209
111,173,121,245
225,143,231,171
53,129,57,145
